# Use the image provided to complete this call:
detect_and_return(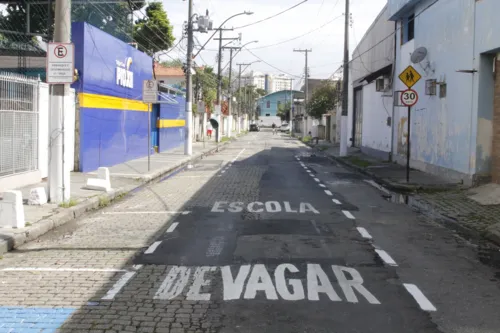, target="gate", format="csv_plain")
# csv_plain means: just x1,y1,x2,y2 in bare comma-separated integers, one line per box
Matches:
0,73,39,178
352,87,363,147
